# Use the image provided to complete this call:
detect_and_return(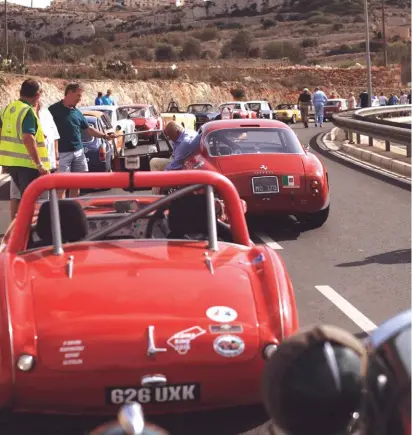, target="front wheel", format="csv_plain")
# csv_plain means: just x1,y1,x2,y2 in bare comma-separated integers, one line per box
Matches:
300,205,330,229
291,114,297,124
